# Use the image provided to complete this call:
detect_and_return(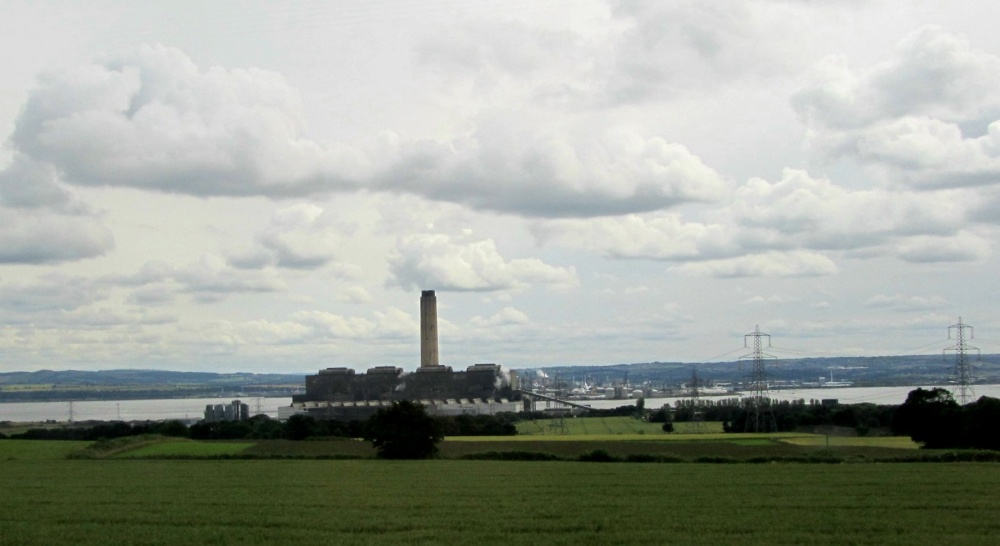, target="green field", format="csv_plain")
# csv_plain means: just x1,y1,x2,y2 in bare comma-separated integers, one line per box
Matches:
0,440,92,460
1,438,998,544
116,439,255,458
0,455,997,545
